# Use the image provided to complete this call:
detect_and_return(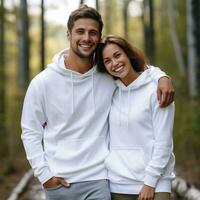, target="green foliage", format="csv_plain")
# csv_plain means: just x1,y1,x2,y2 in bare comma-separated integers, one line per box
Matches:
129,16,144,50
101,0,124,36
154,0,200,180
